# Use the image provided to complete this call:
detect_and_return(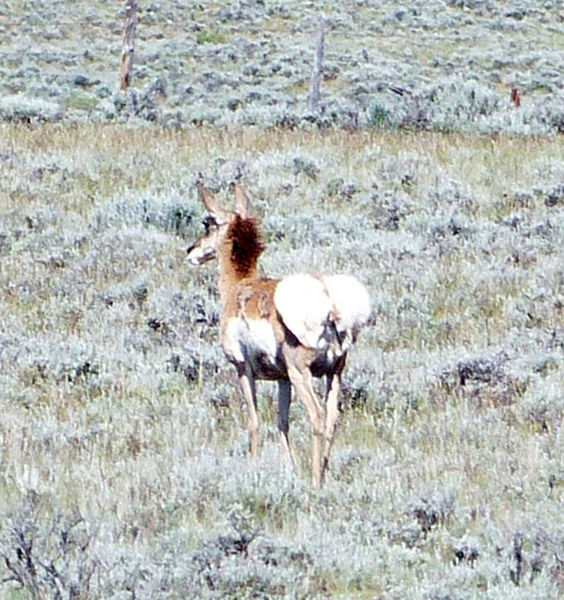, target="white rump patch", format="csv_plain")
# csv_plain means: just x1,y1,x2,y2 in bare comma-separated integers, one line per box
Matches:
321,275,371,338
274,274,332,349
275,273,371,351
